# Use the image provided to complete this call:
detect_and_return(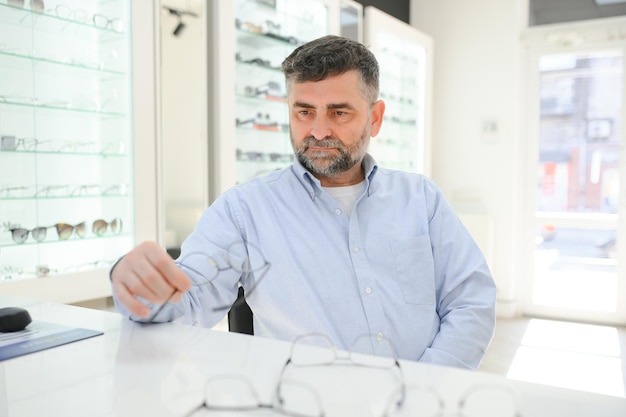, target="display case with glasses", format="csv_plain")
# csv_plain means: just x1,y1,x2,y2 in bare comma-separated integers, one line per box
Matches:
205,0,362,200
233,0,330,184
364,6,433,176
0,0,156,302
